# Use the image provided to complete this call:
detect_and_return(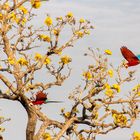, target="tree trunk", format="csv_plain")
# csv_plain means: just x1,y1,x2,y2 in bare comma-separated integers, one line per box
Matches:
20,95,37,140
26,109,37,140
